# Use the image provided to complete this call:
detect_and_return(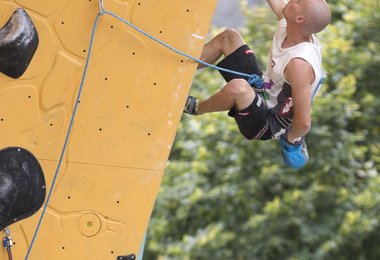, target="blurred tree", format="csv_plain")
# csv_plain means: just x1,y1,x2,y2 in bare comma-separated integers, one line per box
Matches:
145,0,380,259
